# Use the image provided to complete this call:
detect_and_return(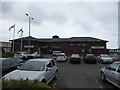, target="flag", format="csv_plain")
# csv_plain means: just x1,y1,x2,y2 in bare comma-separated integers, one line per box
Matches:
9,24,15,30
17,28,23,34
